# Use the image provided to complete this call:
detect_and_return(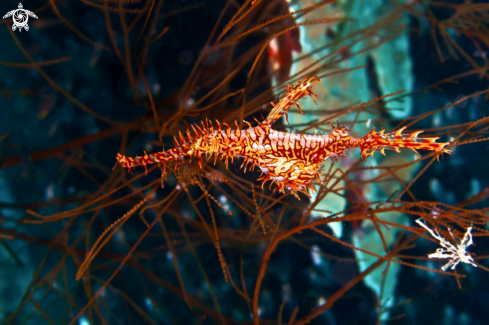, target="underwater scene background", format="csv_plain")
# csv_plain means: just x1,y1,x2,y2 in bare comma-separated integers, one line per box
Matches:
0,0,488,324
